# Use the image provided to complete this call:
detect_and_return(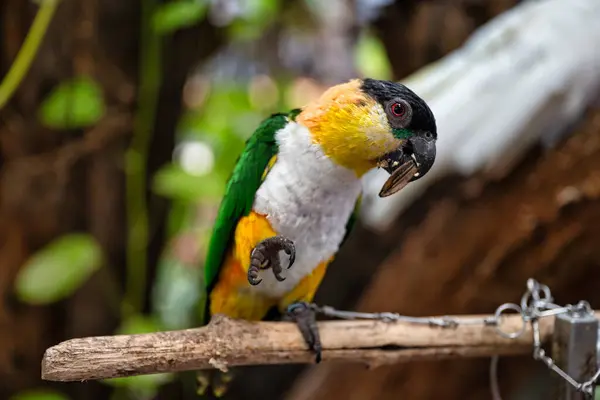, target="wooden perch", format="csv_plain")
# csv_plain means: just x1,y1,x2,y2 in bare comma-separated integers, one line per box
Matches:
41,312,600,382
